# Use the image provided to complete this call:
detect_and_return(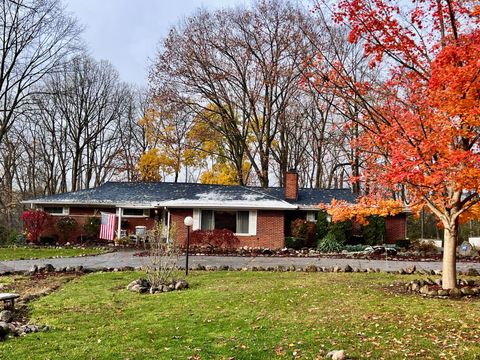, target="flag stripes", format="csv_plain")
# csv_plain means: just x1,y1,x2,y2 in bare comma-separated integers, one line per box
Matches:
99,212,116,241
